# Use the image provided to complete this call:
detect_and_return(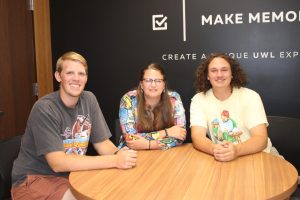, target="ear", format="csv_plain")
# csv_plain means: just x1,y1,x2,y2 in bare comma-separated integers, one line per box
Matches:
54,71,62,83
